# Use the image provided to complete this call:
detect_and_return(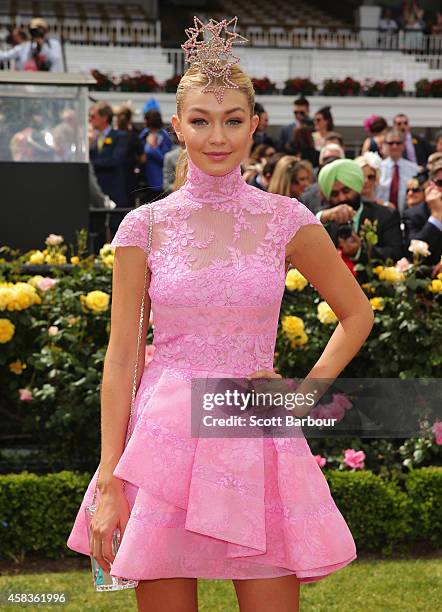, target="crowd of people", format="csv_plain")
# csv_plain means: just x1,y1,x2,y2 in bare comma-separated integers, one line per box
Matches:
88,94,442,269
244,97,442,269
0,18,63,71
378,1,442,38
